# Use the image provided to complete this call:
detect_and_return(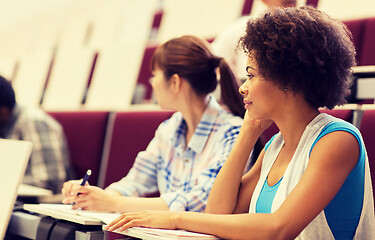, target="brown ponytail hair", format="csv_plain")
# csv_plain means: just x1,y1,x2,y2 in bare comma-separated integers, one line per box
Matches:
217,58,245,117
150,35,244,117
